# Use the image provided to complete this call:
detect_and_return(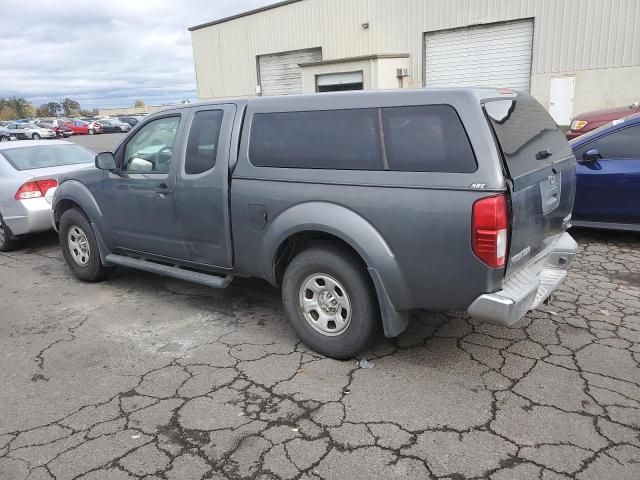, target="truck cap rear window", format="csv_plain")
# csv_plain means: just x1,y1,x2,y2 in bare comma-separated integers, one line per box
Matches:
485,96,573,180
